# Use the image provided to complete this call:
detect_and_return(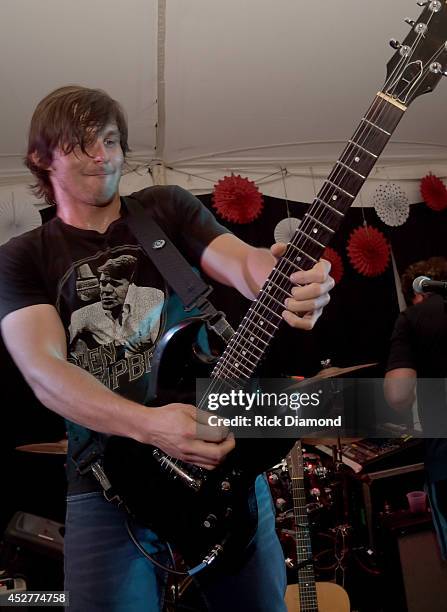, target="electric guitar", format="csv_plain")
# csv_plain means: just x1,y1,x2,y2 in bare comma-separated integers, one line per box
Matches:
285,441,350,612
103,2,447,569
